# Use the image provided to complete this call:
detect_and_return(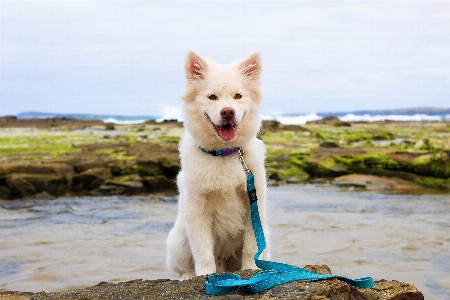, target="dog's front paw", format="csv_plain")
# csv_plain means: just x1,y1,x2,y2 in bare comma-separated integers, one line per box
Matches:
180,272,196,280
241,260,258,270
